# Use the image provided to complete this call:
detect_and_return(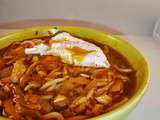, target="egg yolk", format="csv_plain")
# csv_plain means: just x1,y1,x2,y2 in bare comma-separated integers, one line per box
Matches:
66,46,95,62
66,46,95,55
